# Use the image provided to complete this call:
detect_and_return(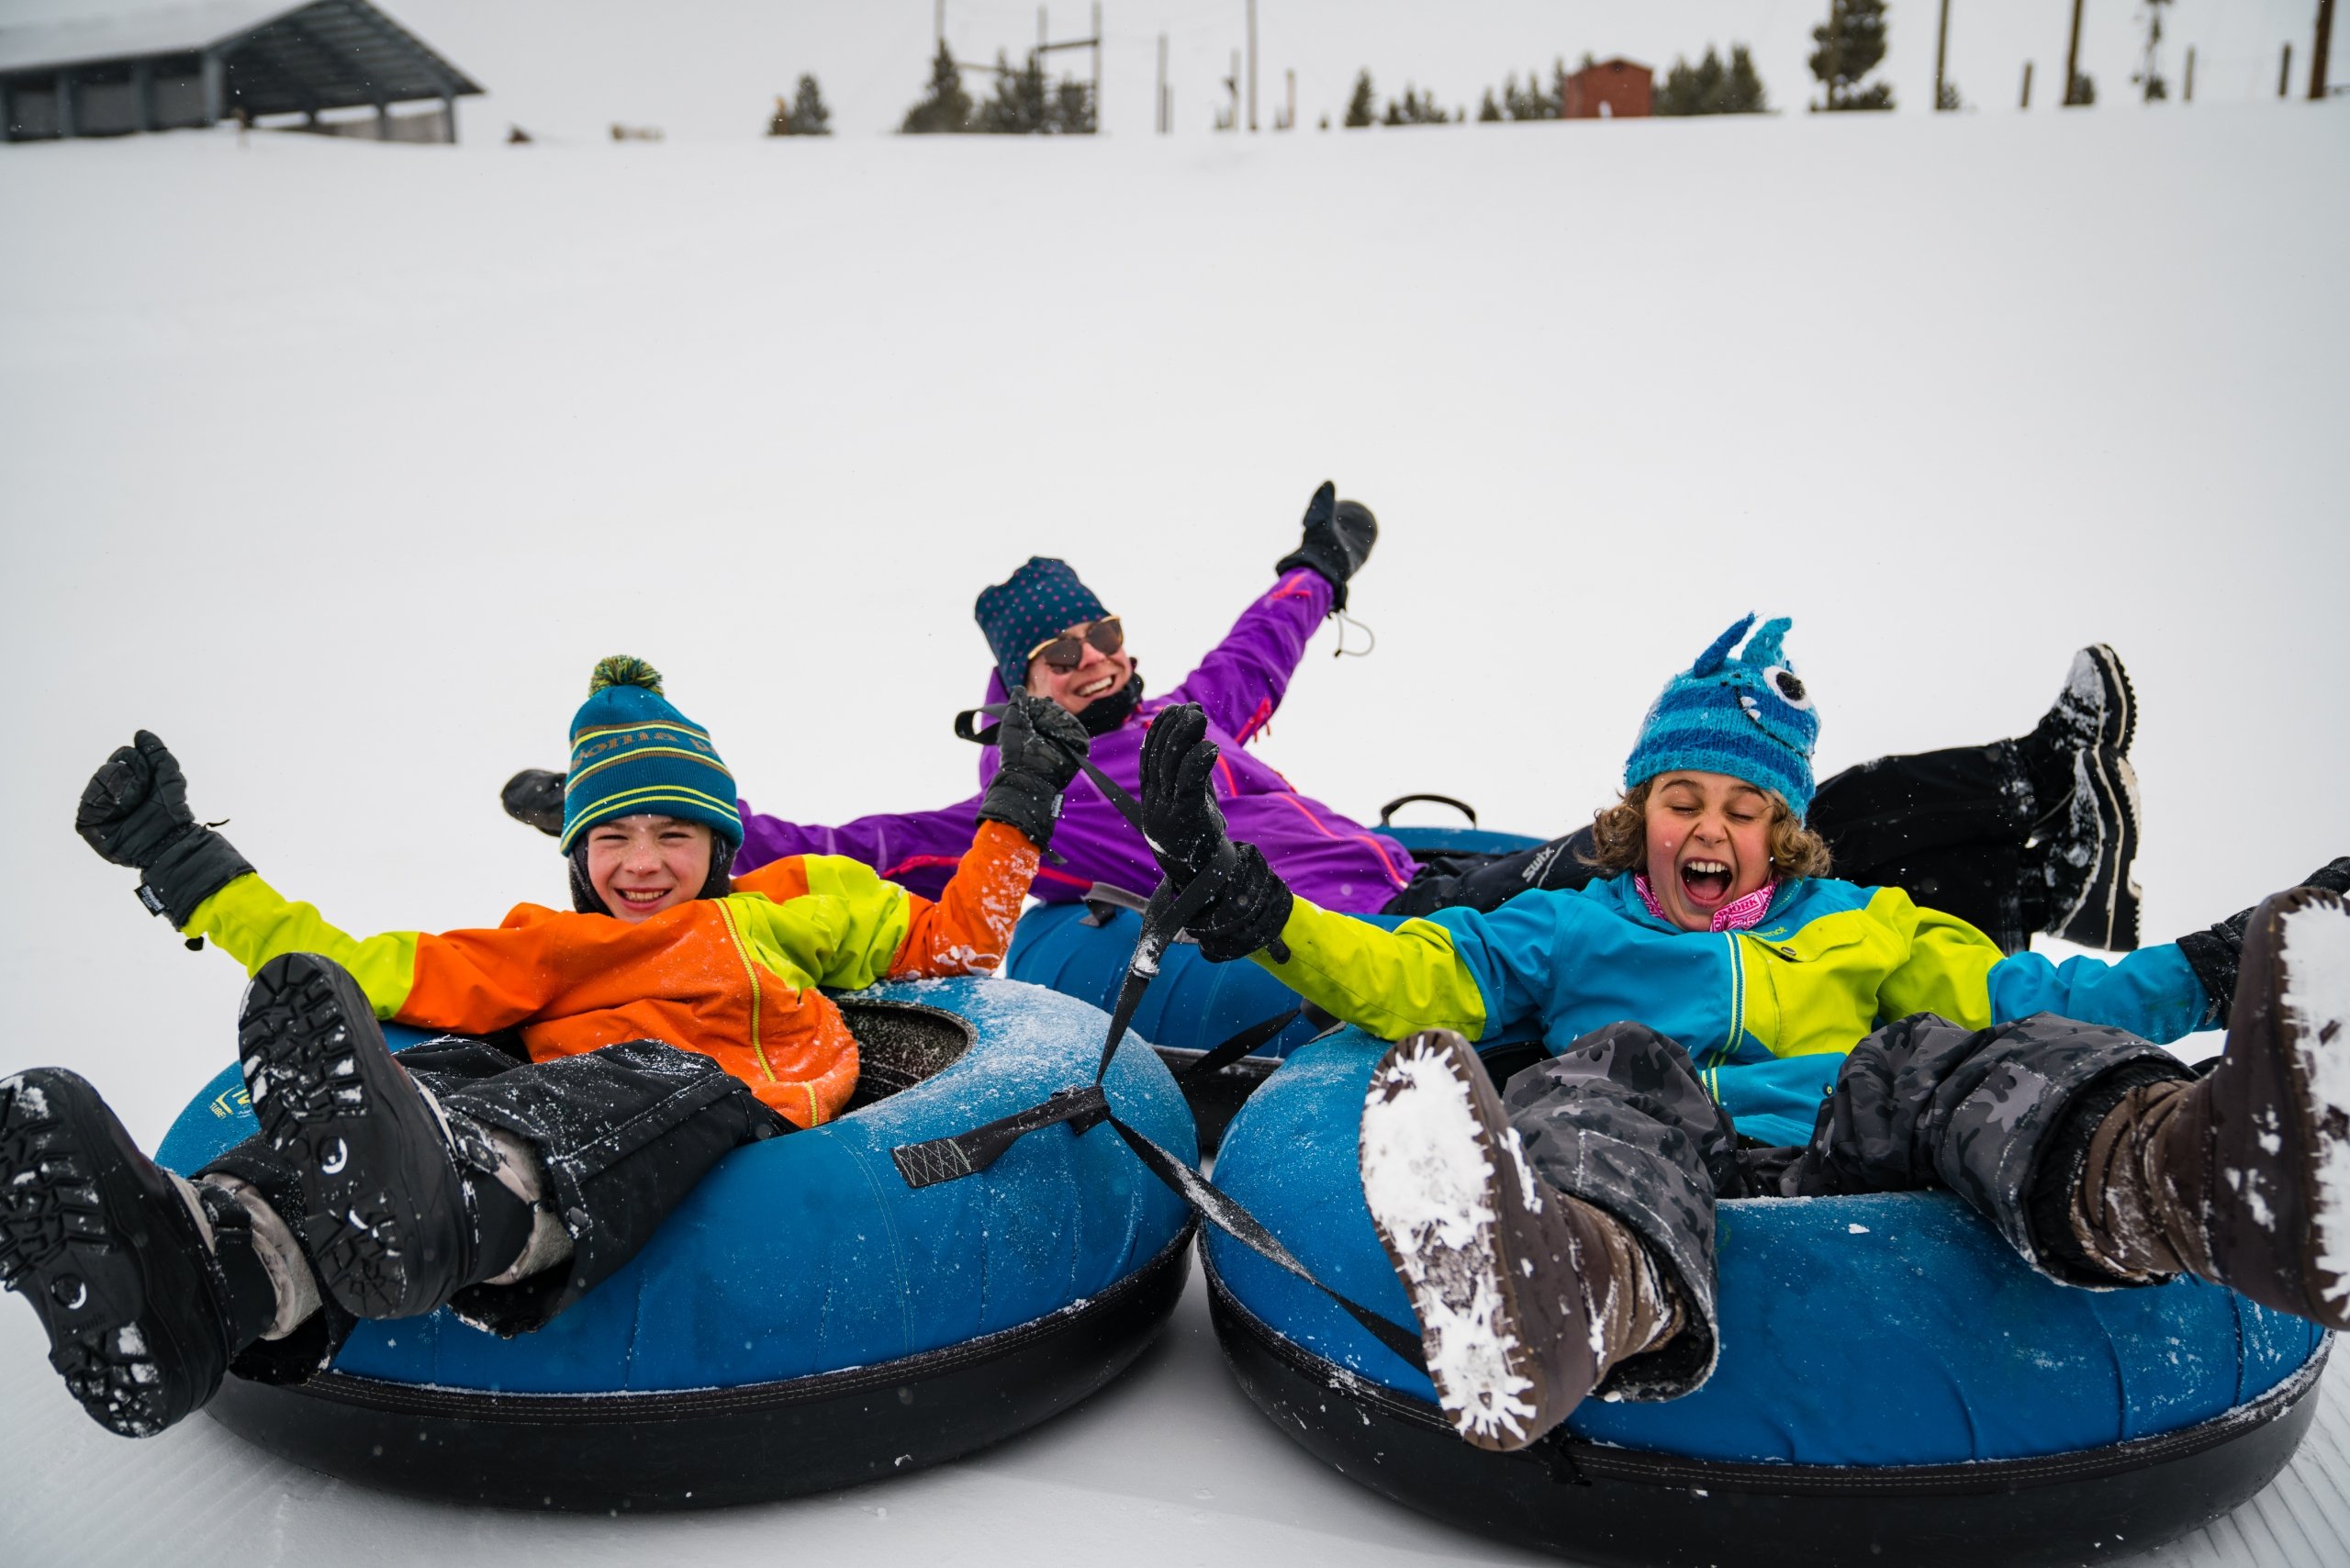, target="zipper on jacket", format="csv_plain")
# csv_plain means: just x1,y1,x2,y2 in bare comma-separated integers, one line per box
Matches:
1712,932,1745,1070
712,899,778,1083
